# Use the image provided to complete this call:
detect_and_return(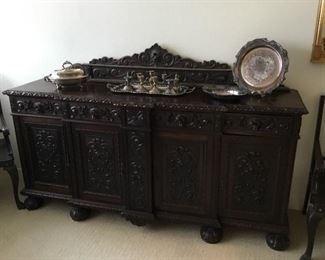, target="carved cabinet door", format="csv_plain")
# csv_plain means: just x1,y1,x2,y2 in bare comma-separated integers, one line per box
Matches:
70,123,122,205
153,131,214,217
219,135,290,223
18,116,71,195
